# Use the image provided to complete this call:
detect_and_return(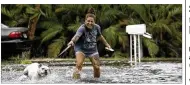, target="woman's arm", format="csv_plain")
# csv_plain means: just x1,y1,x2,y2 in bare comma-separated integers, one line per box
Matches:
71,35,80,43
68,35,80,46
98,35,111,48
68,25,85,46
